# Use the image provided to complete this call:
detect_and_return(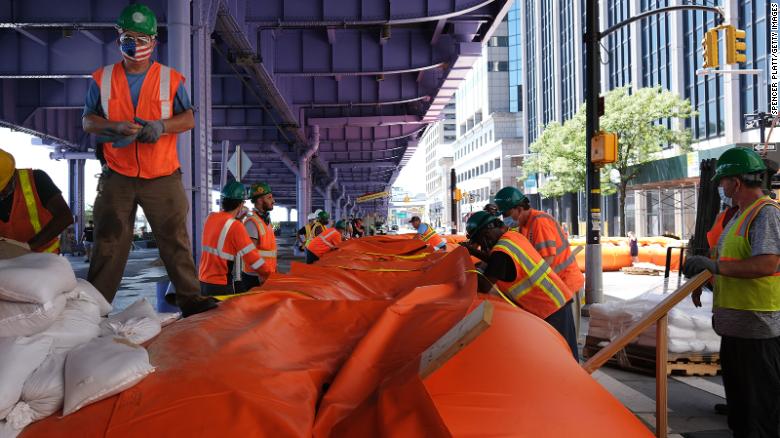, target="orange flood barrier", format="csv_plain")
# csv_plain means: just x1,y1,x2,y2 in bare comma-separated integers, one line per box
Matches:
23,236,651,437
